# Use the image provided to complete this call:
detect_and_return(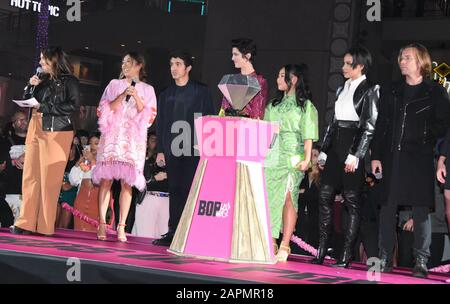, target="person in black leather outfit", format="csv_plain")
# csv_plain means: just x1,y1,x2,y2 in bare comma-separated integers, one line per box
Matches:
311,46,379,268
